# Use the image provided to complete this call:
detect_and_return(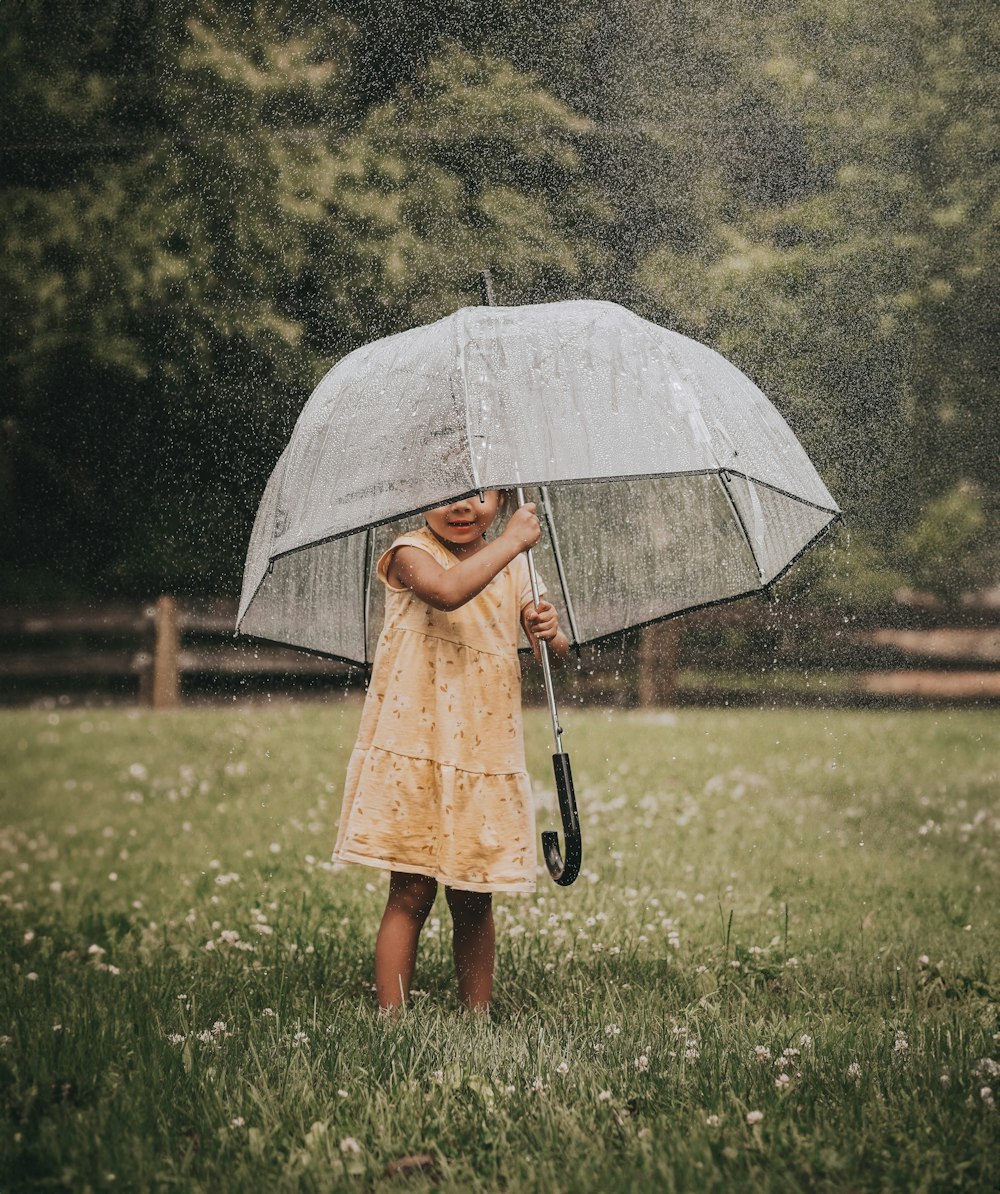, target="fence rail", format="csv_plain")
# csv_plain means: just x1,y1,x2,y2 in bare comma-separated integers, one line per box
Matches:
1,597,998,708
